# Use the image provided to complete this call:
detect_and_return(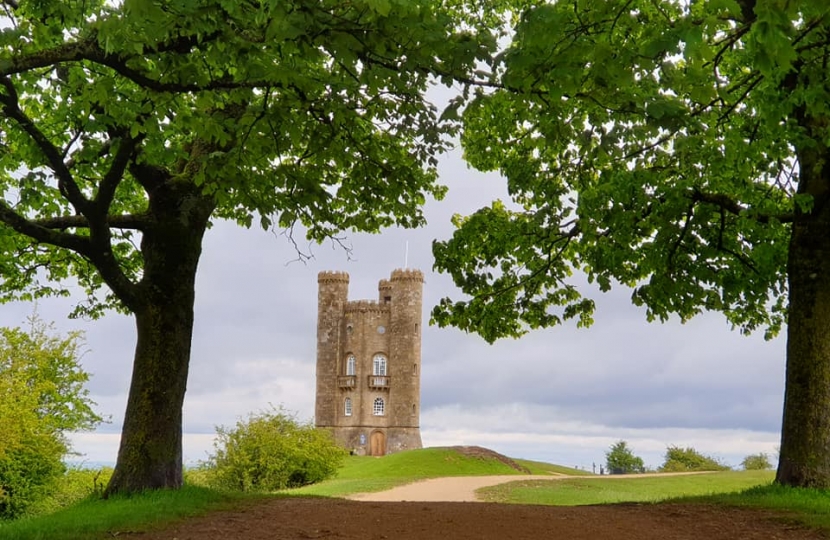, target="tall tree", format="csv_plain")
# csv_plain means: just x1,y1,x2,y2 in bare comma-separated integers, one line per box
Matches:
0,0,492,494
433,0,830,487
